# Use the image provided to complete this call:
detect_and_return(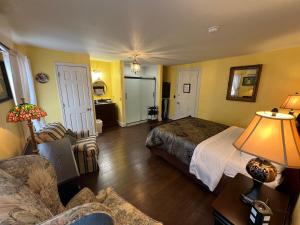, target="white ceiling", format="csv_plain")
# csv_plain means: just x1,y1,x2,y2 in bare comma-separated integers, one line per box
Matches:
1,0,300,65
